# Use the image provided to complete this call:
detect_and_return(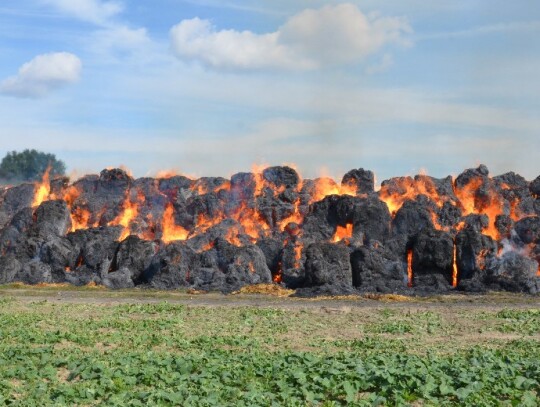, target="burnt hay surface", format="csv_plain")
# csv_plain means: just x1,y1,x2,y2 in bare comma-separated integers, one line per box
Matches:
0,165,539,296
